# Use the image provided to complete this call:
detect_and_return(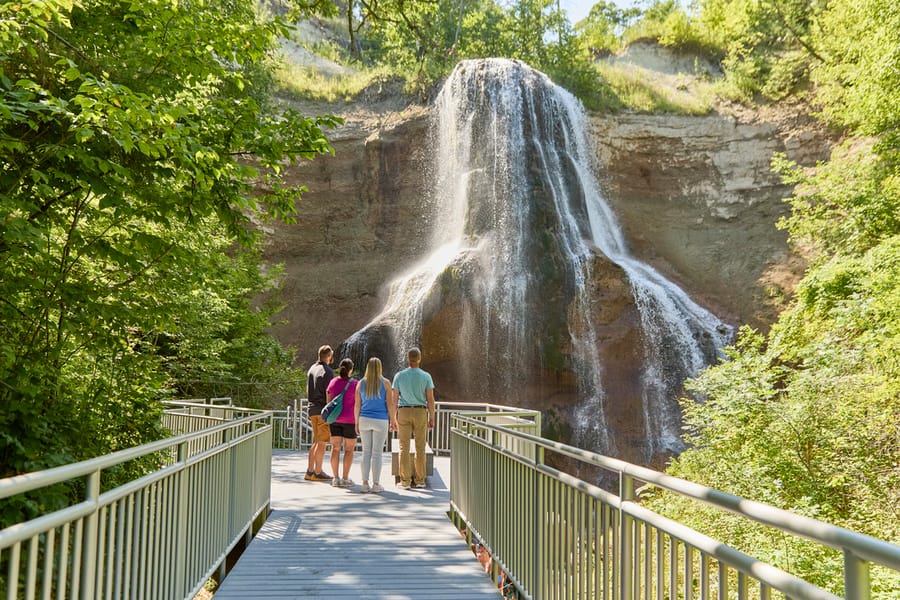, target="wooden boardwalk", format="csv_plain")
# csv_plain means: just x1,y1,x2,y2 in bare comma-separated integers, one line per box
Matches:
213,450,500,599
